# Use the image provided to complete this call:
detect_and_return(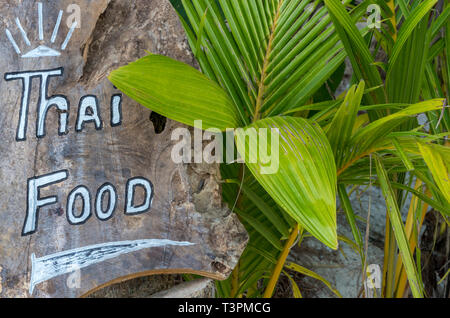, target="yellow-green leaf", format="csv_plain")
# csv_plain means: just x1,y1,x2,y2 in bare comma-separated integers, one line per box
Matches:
418,142,450,205
285,262,342,298
235,116,338,249
109,54,241,131
283,270,303,298
375,156,424,298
